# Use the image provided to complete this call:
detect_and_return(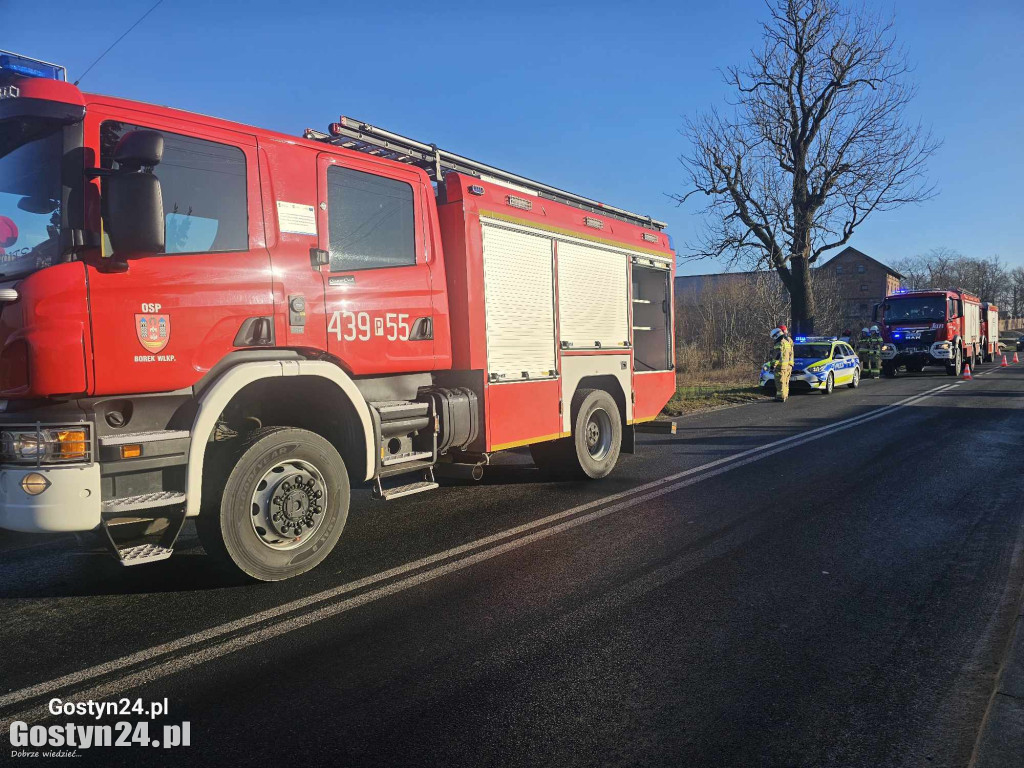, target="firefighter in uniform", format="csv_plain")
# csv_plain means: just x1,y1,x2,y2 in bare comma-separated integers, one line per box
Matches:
857,327,873,378
770,325,794,402
868,325,883,378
